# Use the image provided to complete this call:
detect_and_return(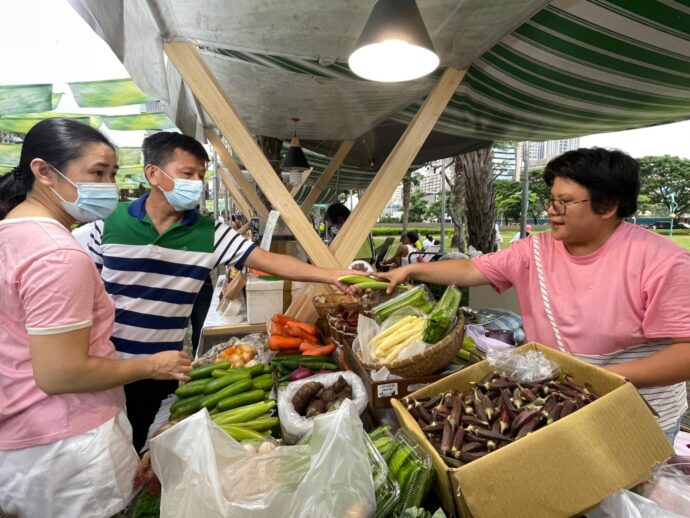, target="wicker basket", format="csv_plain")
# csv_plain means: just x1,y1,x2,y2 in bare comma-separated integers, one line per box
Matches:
312,293,378,319
358,311,465,378
327,313,359,349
